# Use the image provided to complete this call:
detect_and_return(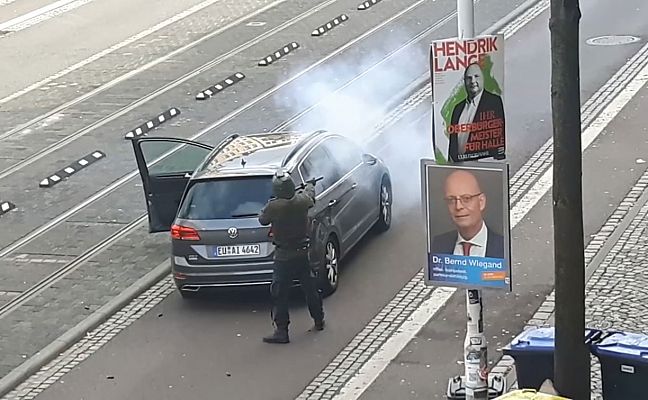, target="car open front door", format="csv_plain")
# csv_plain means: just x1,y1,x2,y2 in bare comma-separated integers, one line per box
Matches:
131,137,214,233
